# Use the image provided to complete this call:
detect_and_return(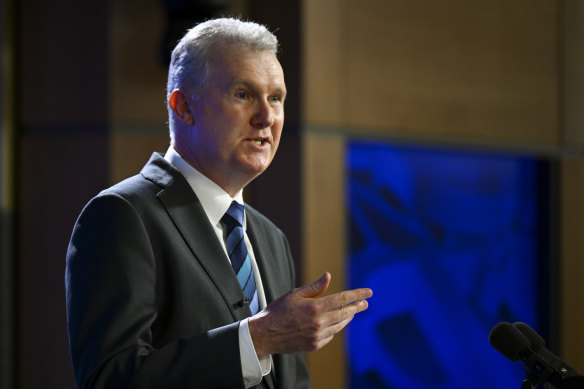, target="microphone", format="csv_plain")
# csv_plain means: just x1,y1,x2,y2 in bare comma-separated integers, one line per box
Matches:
513,322,545,352
489,322,584,389
489,321,531,361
